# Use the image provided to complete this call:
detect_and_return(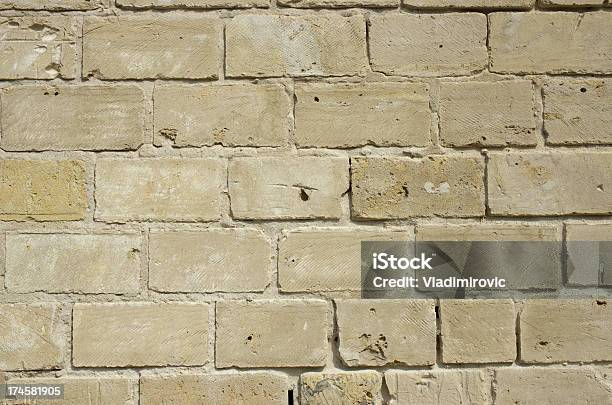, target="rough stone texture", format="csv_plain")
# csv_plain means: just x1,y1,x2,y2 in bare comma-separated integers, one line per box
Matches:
279,0,396,7
154,84,290,147
369,14,487,77
118,0,268,7
495,368,612,405
83,16,222,80
0,232,4,278
216,300,328,368
417,224,561,289
0,303,64,371
385,370,491,405
439,81,536,147
0,160,87,221
229,157,349,220
544,79,612,145
441,299,516,364
351,156,485,219
489,12,612,74
300,372,382,405
539,0,610,6
95,159,225,222
405,0,534,7
279,229,411,292
0,16,77,79
0,0,105,9
73,302,209,367
488,152,612,216
520,299,612,363
5,233,141,294
226,15,368,78
336,300,436,366
294,83,431,148
566,223,612,286
149,229,271,292
1,85,144,151
140,373,288,405
3,378,137,405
